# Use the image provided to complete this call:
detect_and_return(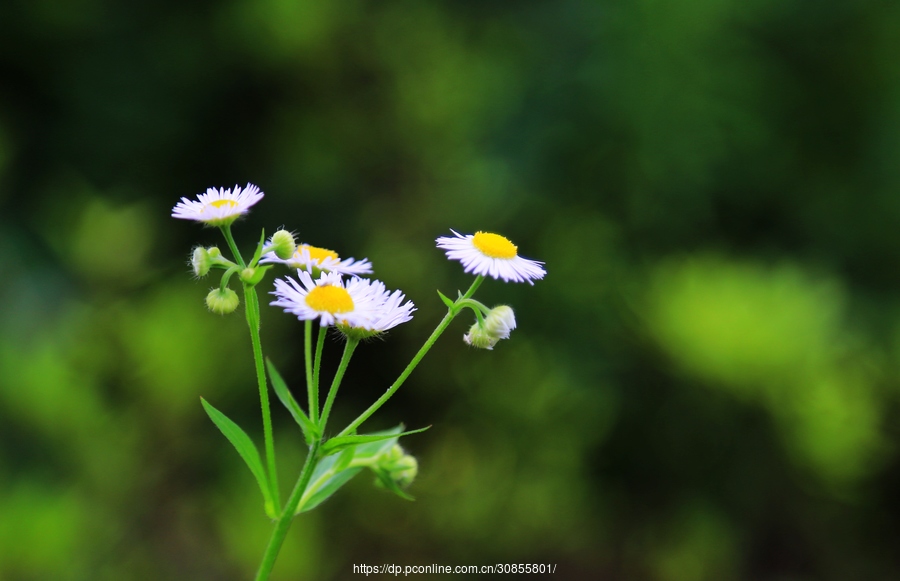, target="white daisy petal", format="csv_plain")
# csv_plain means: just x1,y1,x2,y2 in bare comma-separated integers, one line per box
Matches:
172,183,264,226
435,229,546,285
260,243,373,276
337,278,416,338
